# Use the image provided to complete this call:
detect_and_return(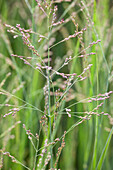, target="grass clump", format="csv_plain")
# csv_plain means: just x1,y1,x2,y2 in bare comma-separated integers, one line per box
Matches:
0,0,113,169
